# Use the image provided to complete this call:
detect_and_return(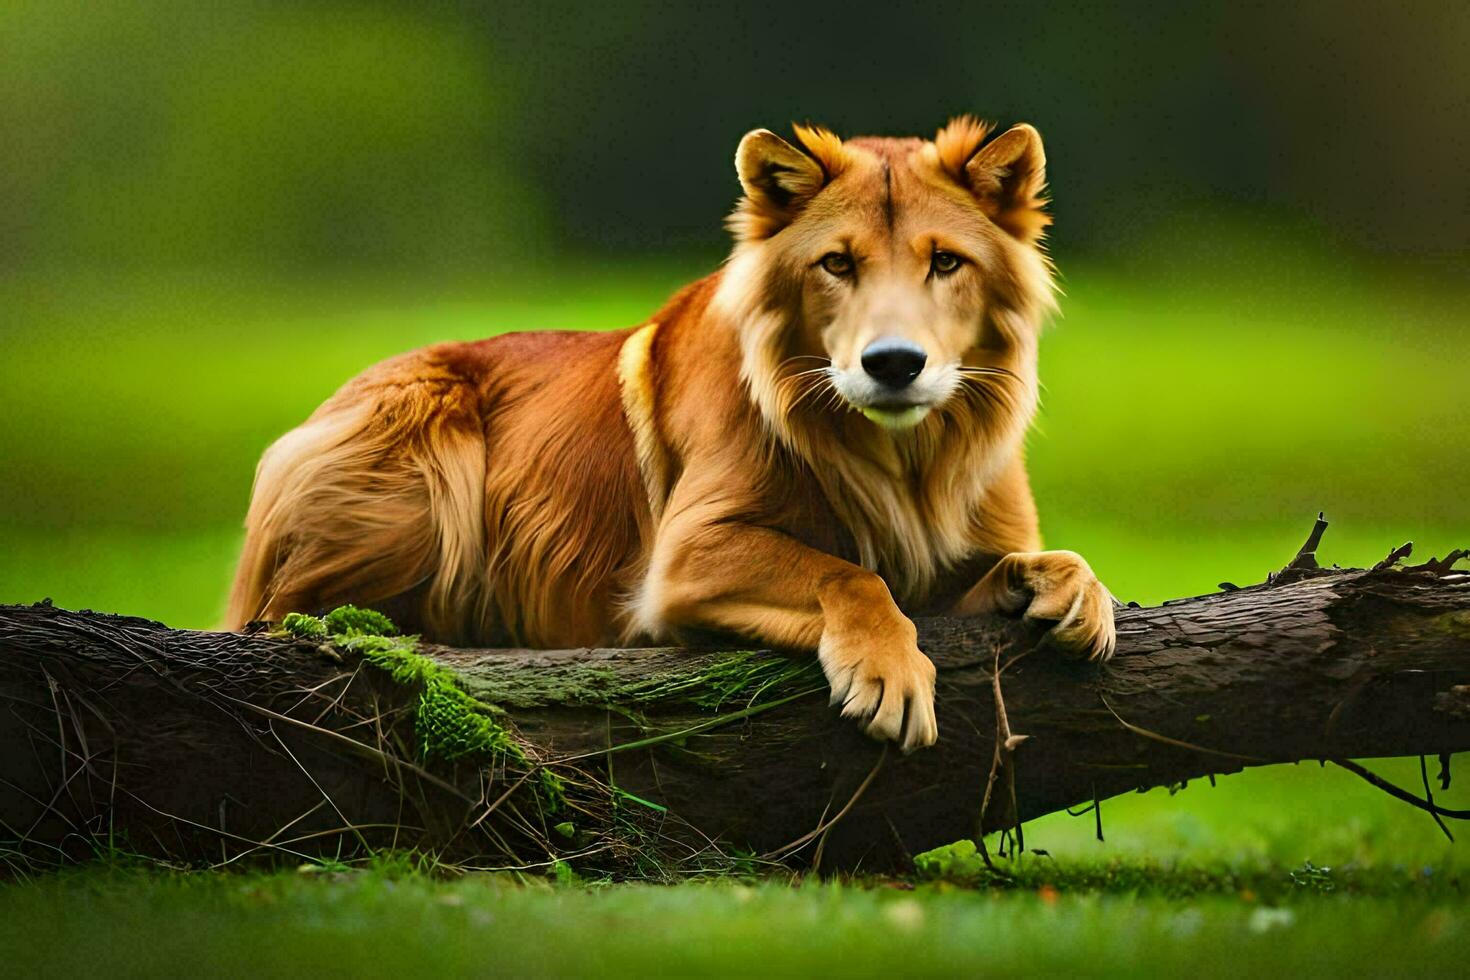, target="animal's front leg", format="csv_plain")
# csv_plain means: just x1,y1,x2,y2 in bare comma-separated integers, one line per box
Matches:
951,550,1117,661
641,514,938,751
813,573,937,750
